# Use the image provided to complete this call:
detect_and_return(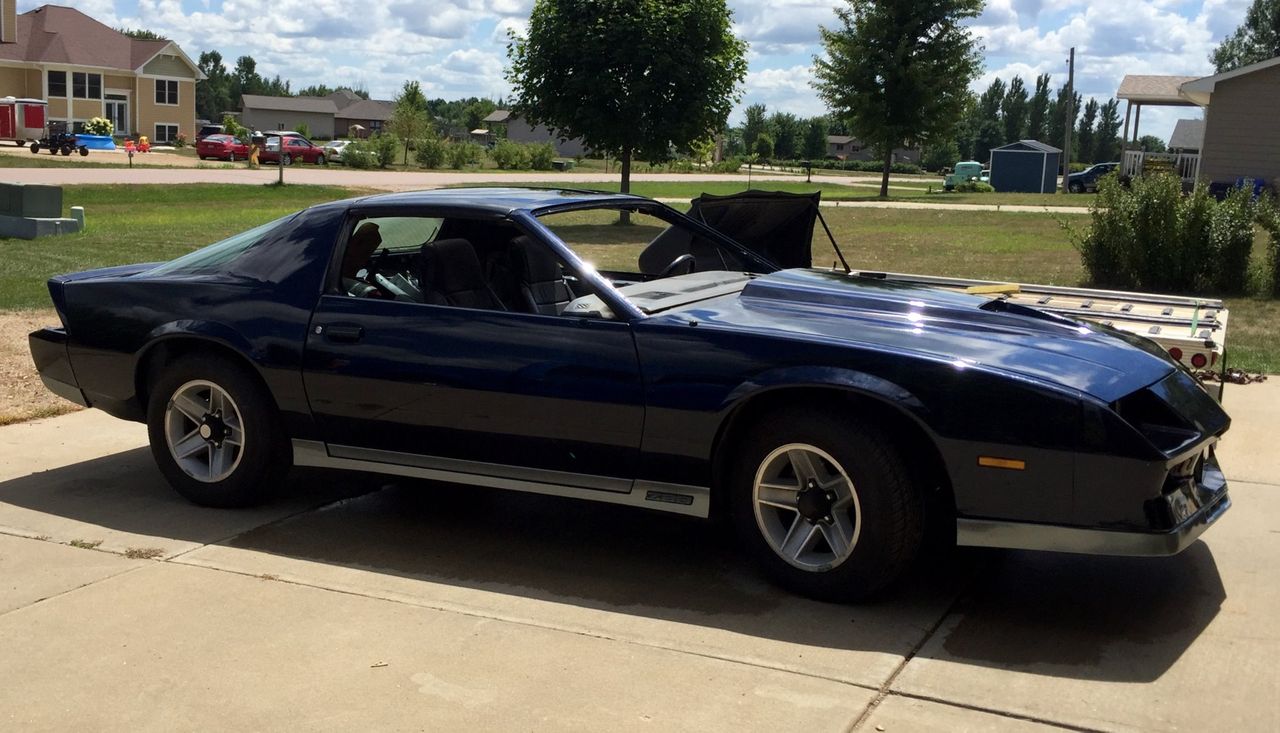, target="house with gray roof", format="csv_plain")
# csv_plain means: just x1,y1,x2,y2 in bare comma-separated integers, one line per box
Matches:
239,94,340,139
